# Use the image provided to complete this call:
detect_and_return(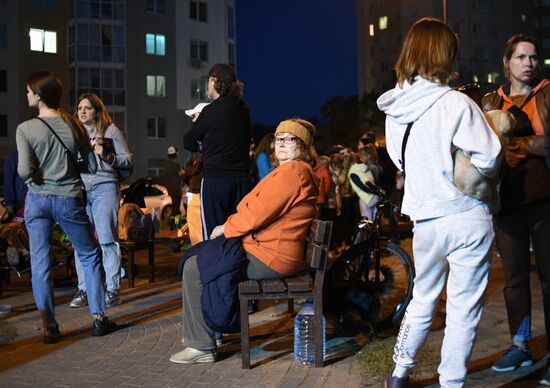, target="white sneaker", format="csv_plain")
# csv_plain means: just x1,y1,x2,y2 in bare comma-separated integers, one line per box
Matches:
69,290,87,308
169,347,215,364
